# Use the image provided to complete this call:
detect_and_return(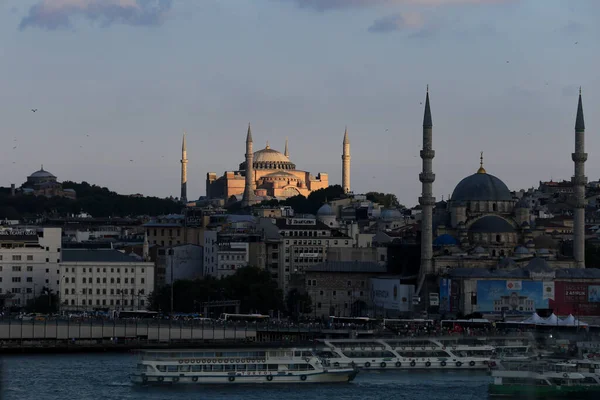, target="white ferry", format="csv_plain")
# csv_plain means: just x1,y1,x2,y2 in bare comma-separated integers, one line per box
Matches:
130,348,358,385
317,338,495,370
